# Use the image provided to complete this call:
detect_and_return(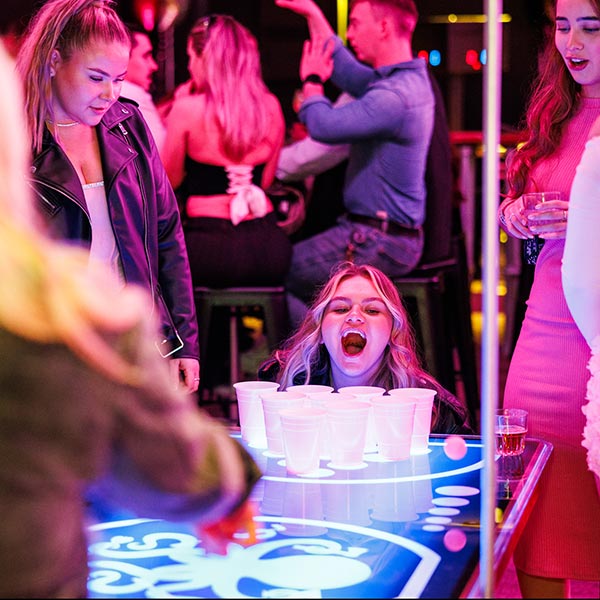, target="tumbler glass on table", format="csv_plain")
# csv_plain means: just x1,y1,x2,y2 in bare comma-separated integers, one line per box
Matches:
495,408,528,457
